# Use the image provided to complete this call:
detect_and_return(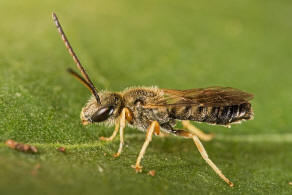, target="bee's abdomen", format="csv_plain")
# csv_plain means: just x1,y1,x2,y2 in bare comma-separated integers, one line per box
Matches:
169,103,253,126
